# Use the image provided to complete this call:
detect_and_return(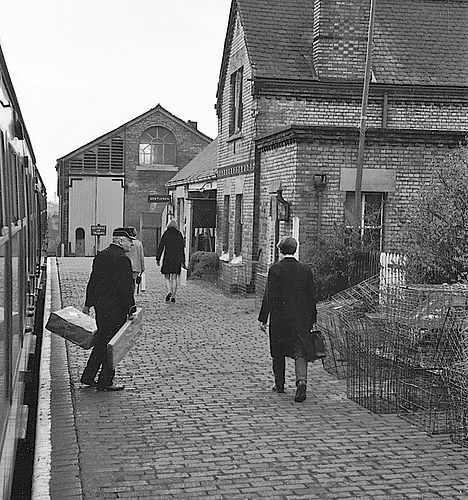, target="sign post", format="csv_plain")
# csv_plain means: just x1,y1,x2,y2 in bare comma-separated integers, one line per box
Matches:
91,224,107,255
